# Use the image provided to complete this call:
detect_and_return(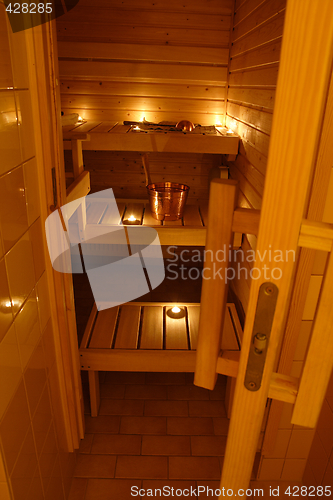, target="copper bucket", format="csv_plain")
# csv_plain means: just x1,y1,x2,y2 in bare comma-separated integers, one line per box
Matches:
147,182,190,221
